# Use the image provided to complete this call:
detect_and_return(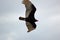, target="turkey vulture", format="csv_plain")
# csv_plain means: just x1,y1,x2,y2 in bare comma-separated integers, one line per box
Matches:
19,0,38,32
